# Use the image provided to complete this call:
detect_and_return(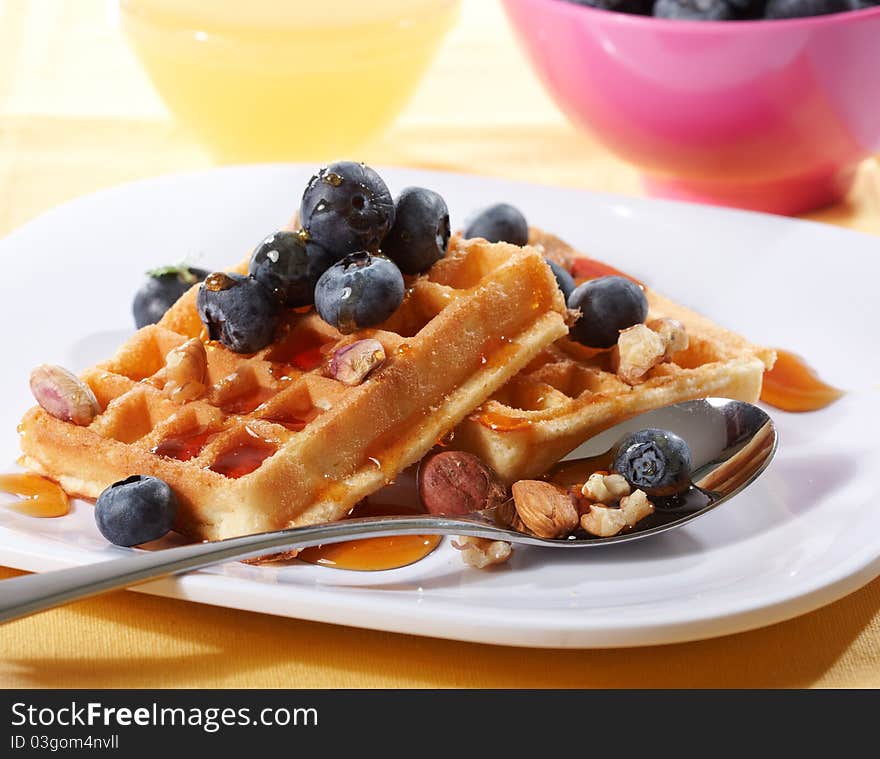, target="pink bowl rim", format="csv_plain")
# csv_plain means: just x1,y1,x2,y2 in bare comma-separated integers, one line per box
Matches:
507,0,880,31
